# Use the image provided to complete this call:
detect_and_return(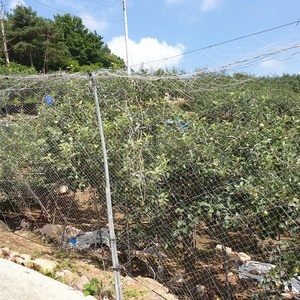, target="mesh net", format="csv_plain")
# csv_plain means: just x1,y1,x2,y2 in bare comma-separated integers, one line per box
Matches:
0,71,299,299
